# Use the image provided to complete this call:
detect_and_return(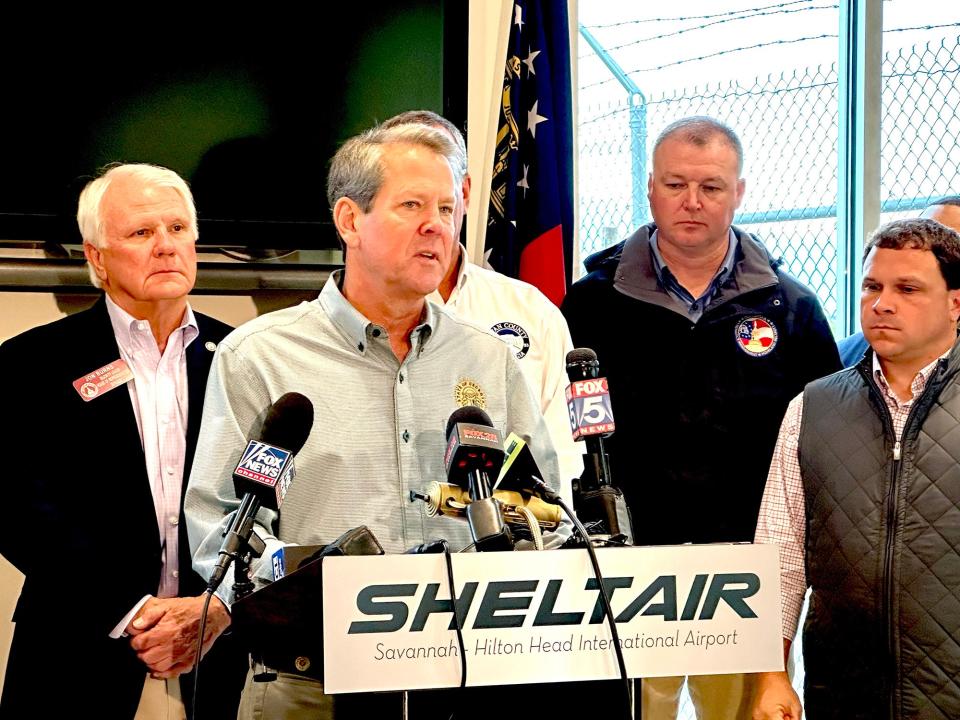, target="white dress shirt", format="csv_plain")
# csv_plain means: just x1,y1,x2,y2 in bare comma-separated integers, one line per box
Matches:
106,295,198,636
